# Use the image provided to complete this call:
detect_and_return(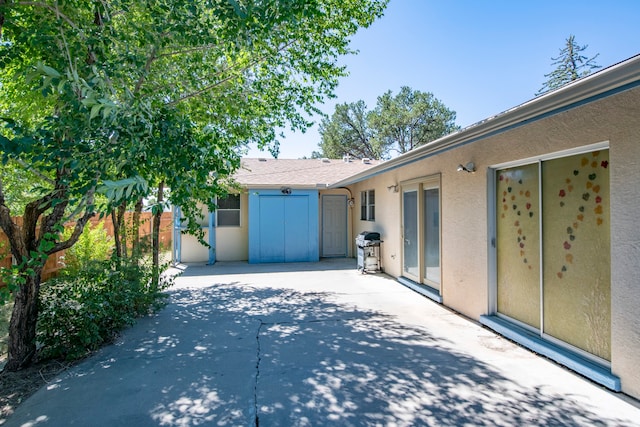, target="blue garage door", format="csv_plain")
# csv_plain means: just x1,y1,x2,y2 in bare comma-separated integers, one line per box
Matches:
249,190,319,263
